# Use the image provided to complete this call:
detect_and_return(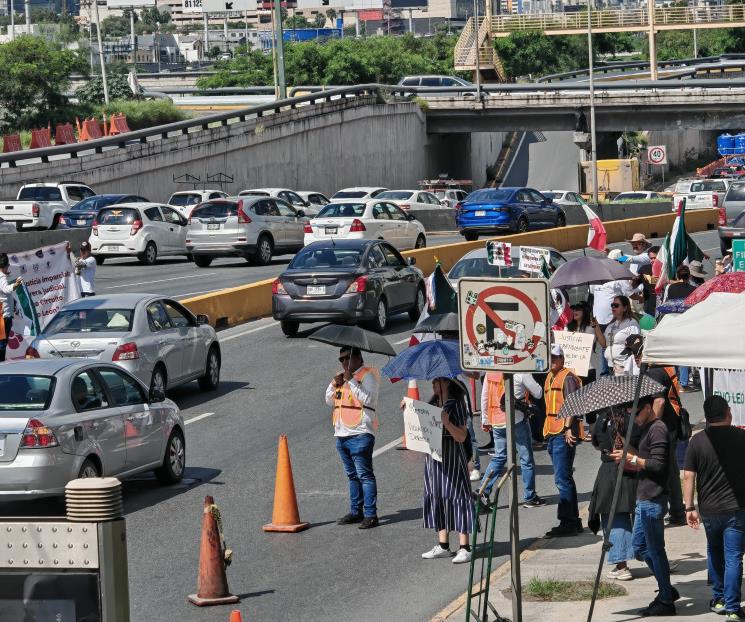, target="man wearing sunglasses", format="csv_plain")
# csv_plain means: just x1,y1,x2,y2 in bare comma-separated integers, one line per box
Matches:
325,346,381,529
